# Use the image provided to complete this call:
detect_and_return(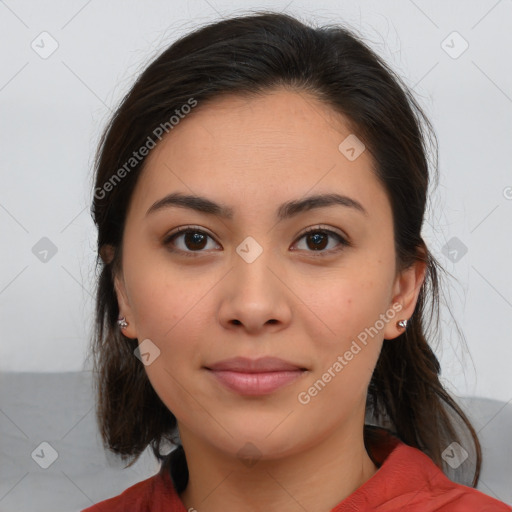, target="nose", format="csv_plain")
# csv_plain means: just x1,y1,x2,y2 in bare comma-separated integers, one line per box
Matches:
216,247,292,334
